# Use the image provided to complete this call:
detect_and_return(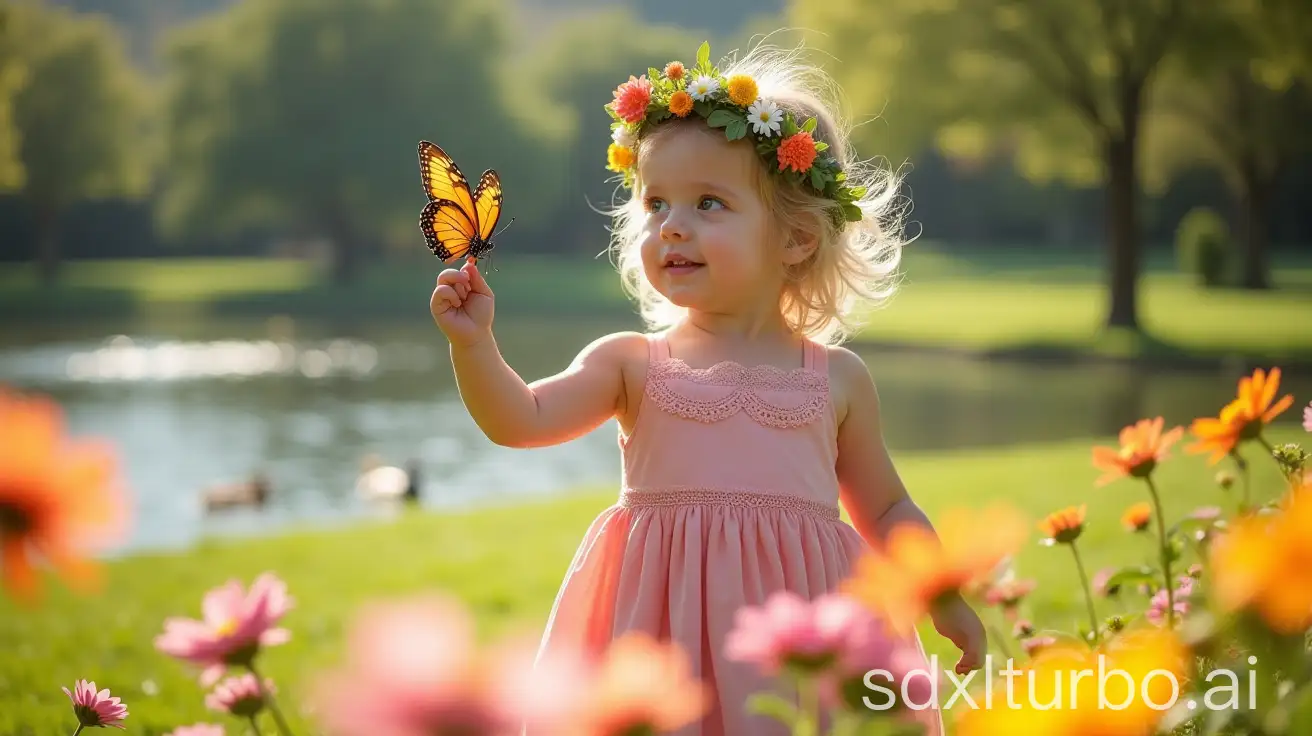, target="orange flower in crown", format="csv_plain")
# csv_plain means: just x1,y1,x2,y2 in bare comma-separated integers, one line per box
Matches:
842,504,1029,636
1188,367,1294,464
602,41,867,227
